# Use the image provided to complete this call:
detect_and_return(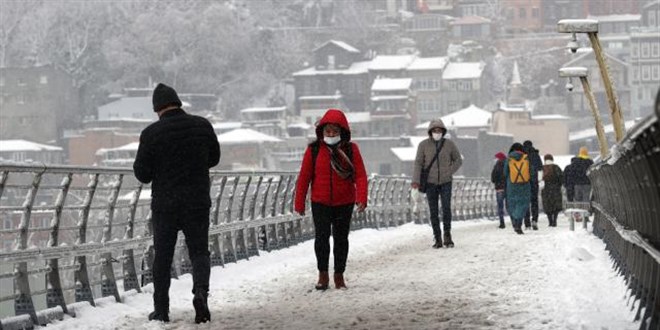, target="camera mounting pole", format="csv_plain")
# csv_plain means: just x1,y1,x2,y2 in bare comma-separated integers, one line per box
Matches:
559,67,608,157
558,19,625,142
